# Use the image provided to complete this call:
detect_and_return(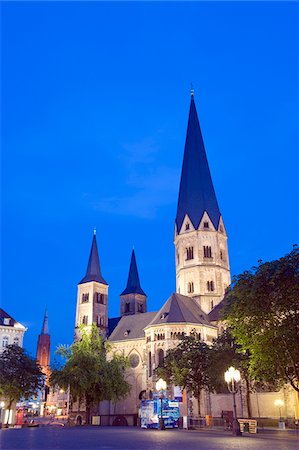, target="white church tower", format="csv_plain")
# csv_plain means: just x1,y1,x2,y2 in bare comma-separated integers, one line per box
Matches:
74,231,108,341
174,91,231,314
